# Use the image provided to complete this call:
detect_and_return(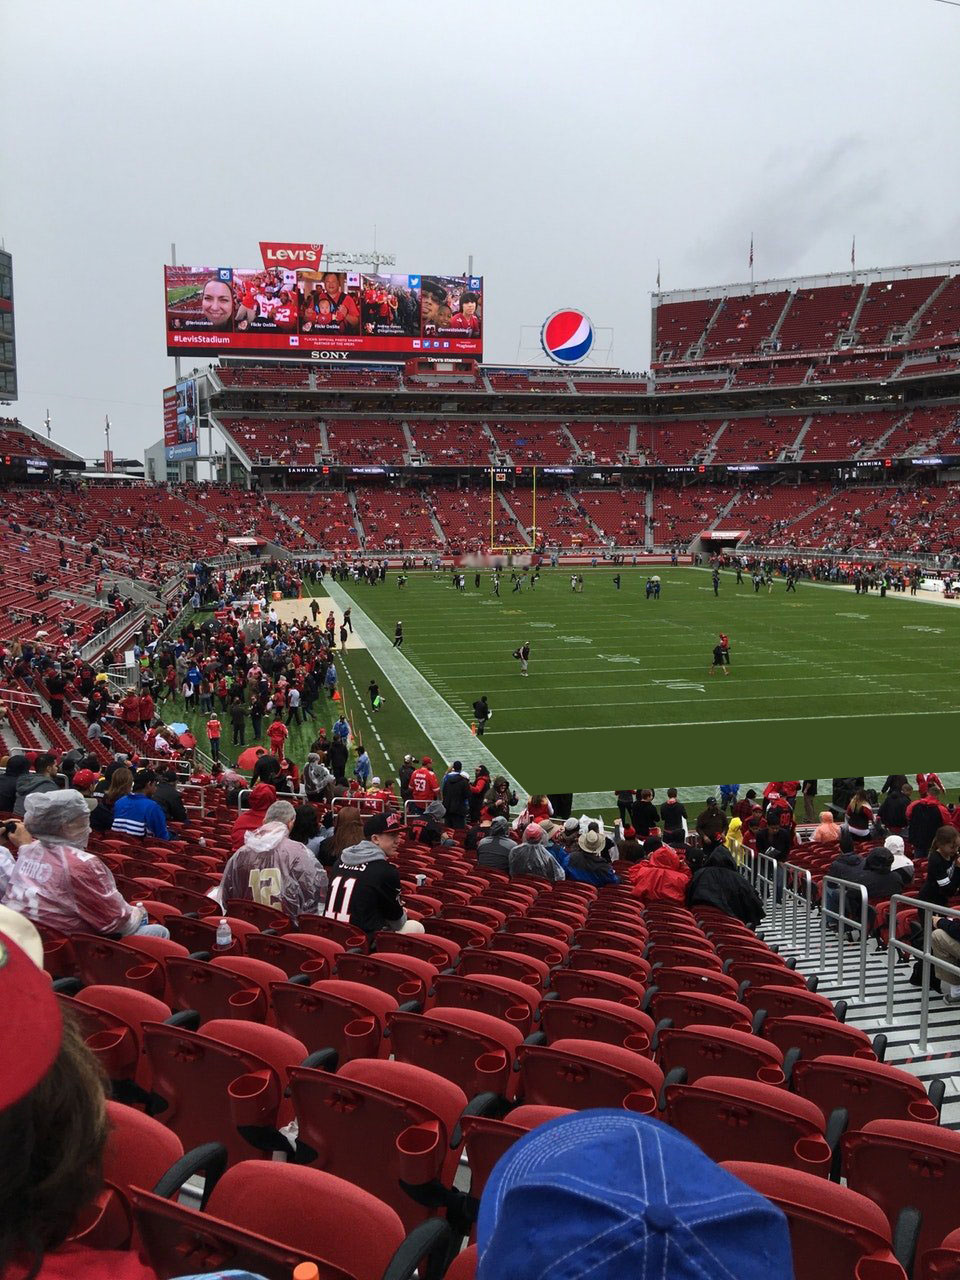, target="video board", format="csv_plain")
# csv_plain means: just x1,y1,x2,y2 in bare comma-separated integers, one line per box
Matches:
163,377,199,460
164,266,483,361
